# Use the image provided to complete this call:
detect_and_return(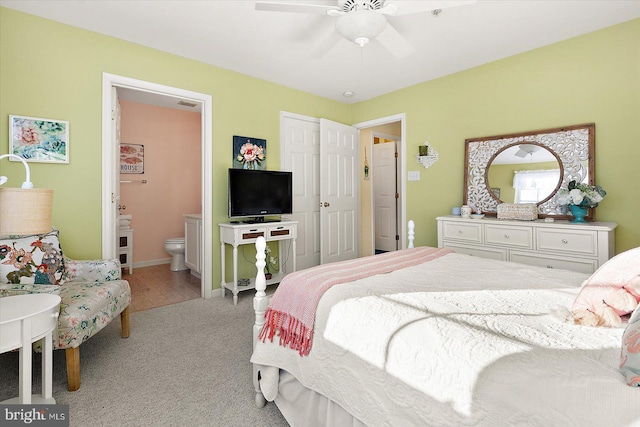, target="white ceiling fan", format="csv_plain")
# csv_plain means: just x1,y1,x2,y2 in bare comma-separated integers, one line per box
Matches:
255,0,476,59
